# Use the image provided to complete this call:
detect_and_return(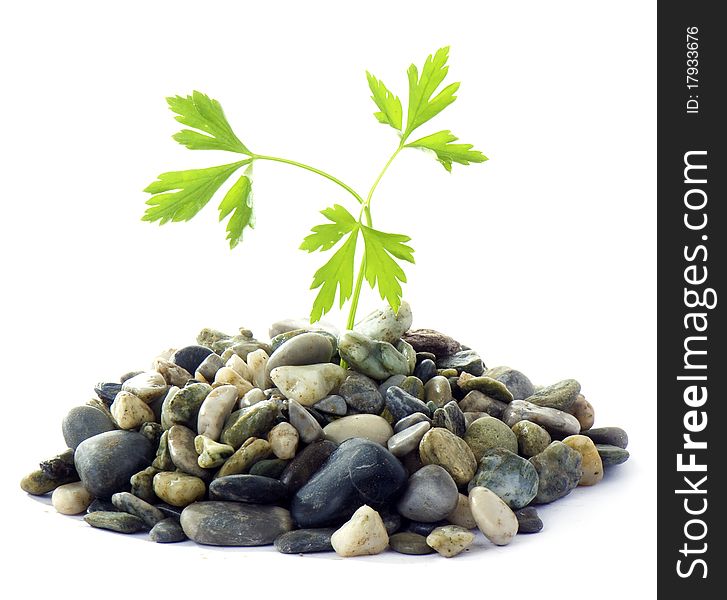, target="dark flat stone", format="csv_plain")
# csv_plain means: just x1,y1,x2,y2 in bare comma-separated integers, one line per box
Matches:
180,501,294,546
390,532,435,555
85,511,146,533
209,475,289,504
274,528,335,554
